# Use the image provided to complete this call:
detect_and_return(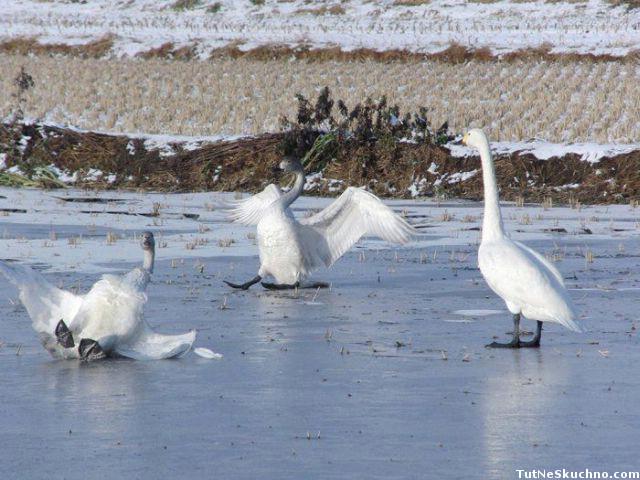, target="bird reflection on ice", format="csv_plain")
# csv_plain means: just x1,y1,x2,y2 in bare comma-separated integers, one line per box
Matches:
481,350,574,475
41,360,156,437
